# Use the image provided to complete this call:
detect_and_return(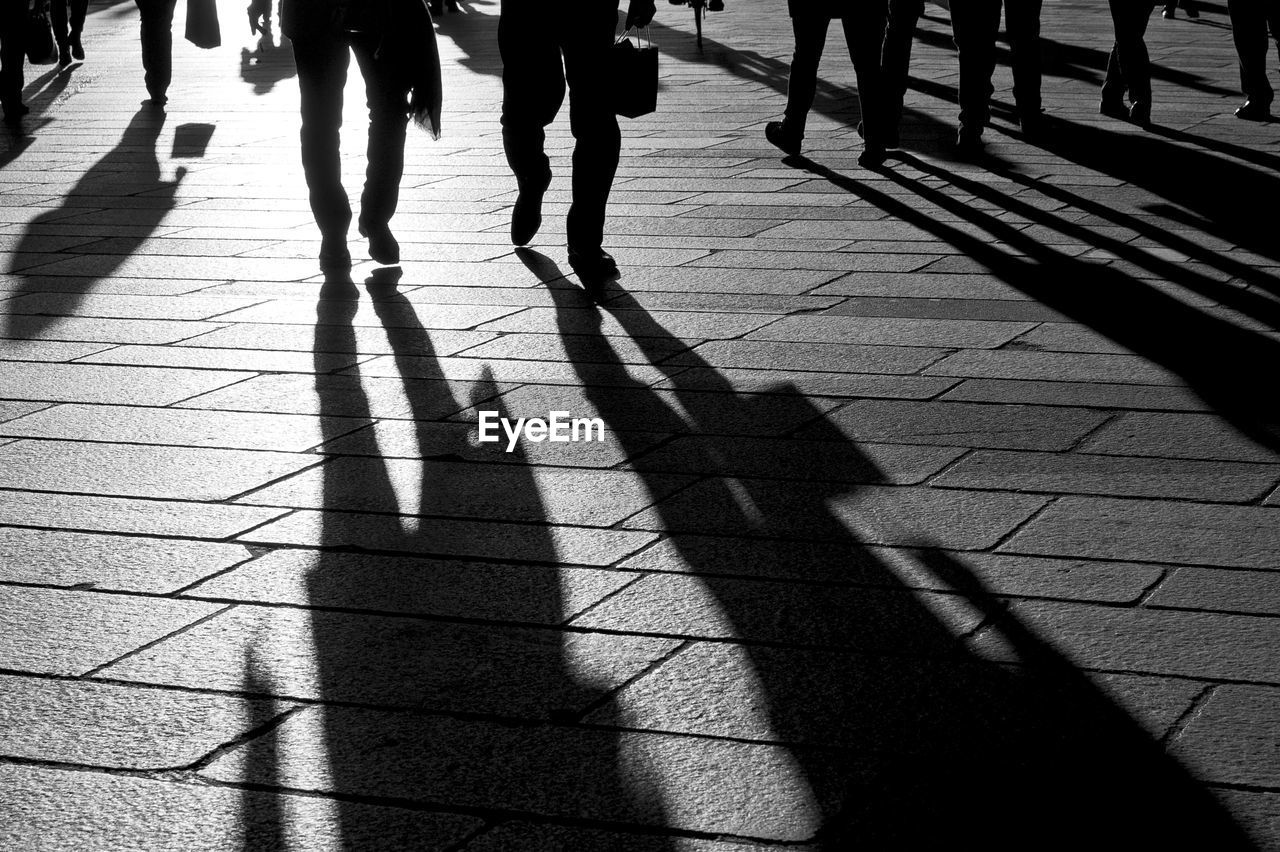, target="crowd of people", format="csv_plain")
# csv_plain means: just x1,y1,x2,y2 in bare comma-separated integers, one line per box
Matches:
0,0,1276,278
